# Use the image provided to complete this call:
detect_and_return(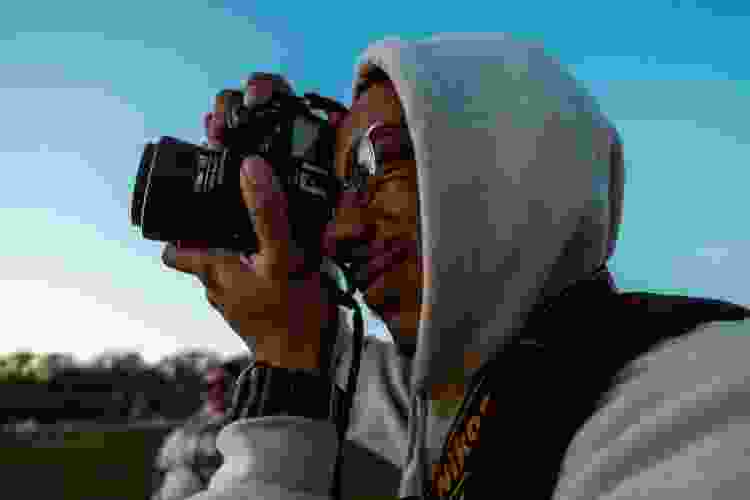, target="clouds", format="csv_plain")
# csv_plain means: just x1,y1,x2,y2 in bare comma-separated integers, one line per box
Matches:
612,239,750,309
0,1,291,362
0,84,246,363
1,2,287,93
0,207,250,363
0,205,392,363
2,0,749,362
694,247,731,266
675,242,749,307
0,87,146,222
604,111,750,311
0,276,253,365
1,280,177,364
